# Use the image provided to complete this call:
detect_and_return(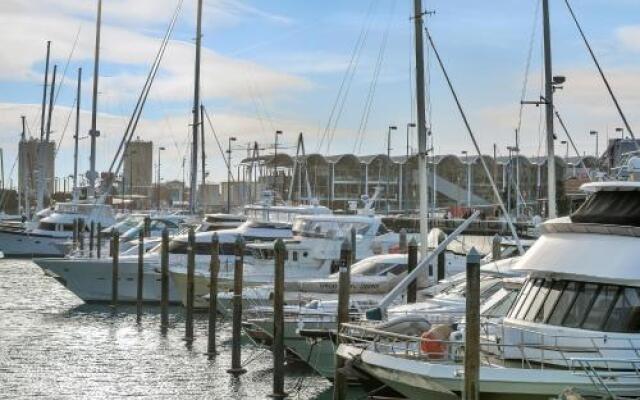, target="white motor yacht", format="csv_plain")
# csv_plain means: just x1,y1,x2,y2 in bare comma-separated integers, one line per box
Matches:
0,202,115,257
337,181,640,399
